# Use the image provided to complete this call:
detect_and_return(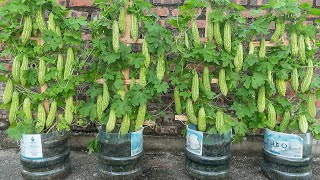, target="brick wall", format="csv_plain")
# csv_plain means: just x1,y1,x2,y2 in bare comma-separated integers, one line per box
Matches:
0,0,319,135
